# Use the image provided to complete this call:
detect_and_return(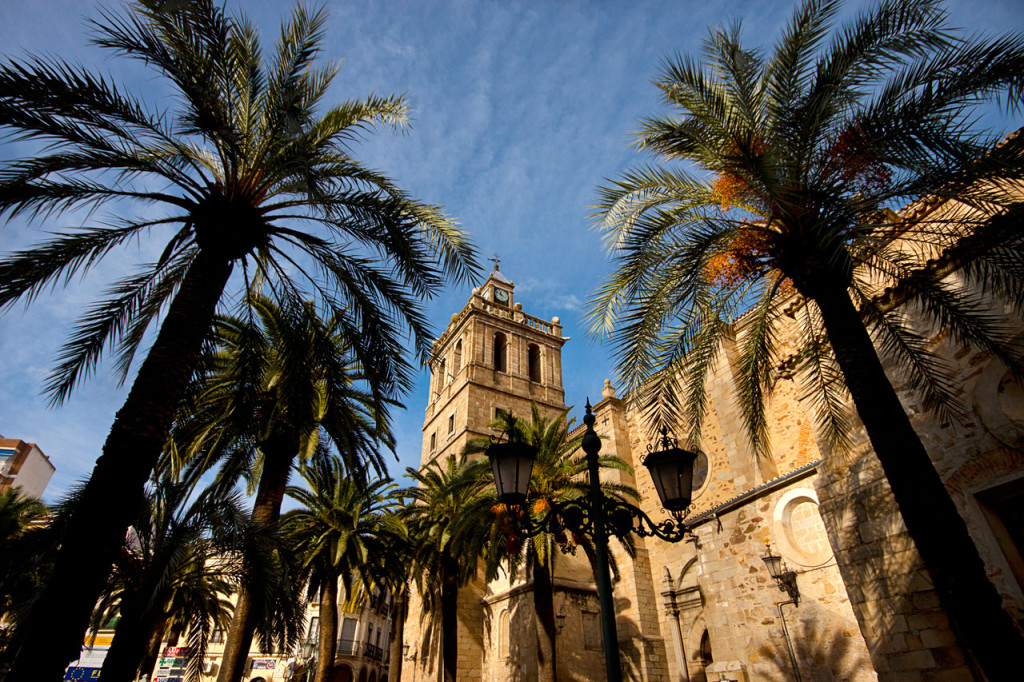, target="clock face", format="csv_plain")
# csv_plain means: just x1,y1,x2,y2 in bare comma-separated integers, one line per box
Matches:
494,288,510,305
